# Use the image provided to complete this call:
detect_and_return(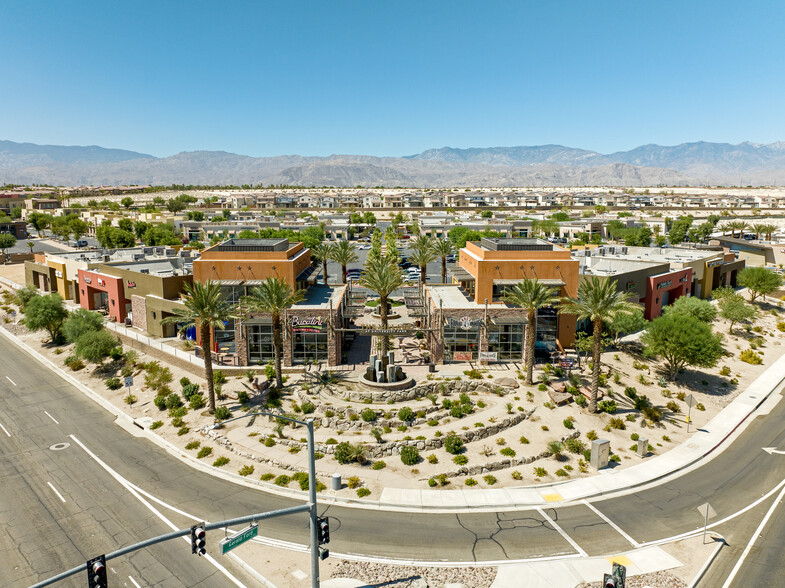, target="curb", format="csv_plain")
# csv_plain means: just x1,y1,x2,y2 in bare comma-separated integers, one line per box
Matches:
2,322,784,513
